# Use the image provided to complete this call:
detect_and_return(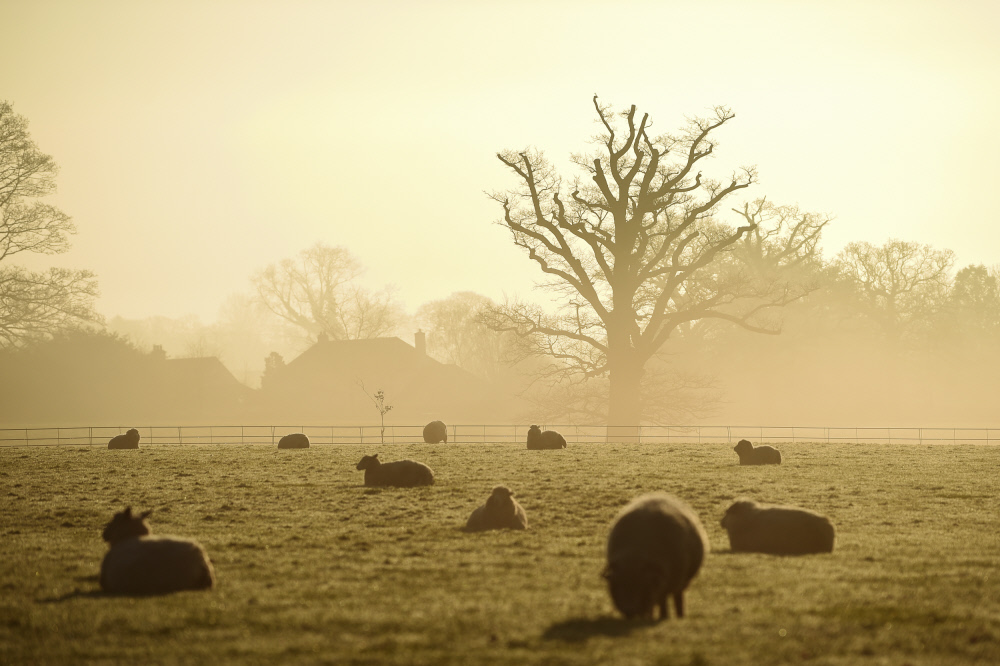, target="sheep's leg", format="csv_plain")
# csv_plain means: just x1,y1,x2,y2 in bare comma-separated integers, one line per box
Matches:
657,595,669,621
673,592,685,618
